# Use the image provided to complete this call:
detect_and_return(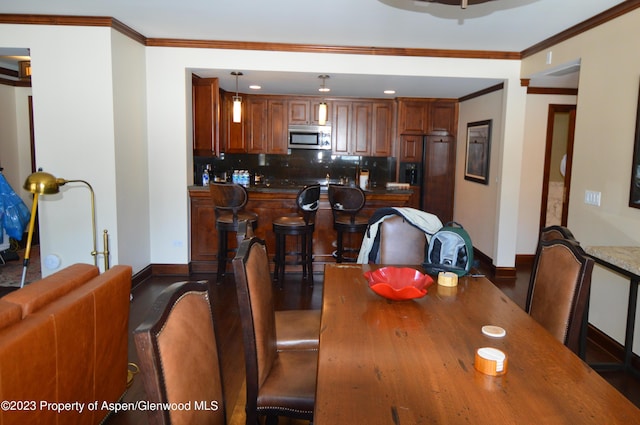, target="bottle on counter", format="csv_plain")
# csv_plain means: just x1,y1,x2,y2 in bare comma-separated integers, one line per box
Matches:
202,165,210,186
